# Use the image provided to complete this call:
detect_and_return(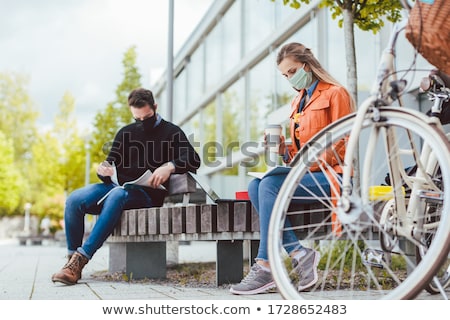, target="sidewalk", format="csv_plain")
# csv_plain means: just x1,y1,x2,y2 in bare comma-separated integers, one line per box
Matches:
0,239,447,300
